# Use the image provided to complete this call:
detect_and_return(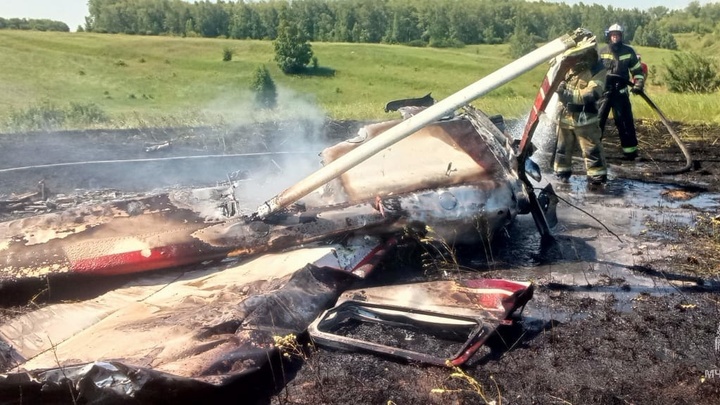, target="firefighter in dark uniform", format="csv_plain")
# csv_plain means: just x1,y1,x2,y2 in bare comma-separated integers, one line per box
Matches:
598,23,646,161
554,44,609,185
